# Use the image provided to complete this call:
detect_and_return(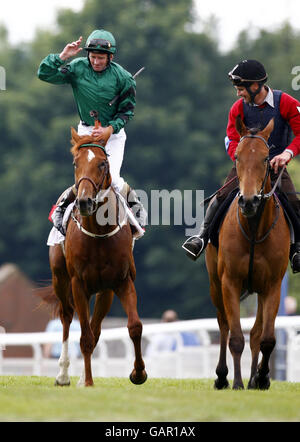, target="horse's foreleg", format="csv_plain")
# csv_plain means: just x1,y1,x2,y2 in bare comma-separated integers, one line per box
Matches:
222,275,245,390
116,277,147,385
248,296,263,389
254,284,281,390
90,290,114,348
71,277,95,387
76,291,114,385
